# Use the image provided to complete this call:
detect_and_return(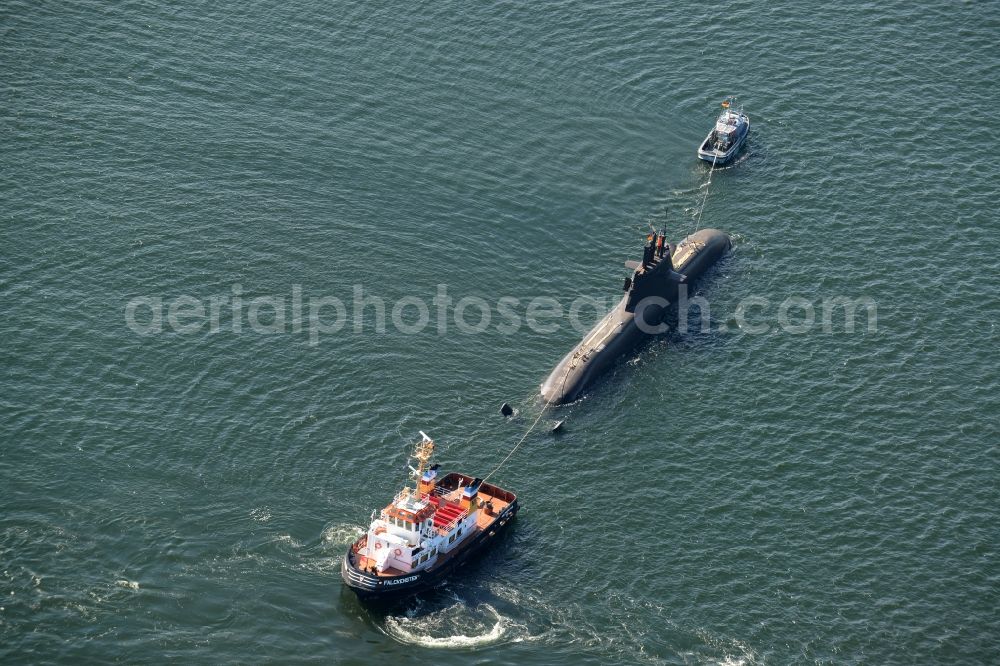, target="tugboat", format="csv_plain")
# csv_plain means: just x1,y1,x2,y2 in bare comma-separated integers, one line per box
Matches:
697,97,750,165
341,432,518,600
